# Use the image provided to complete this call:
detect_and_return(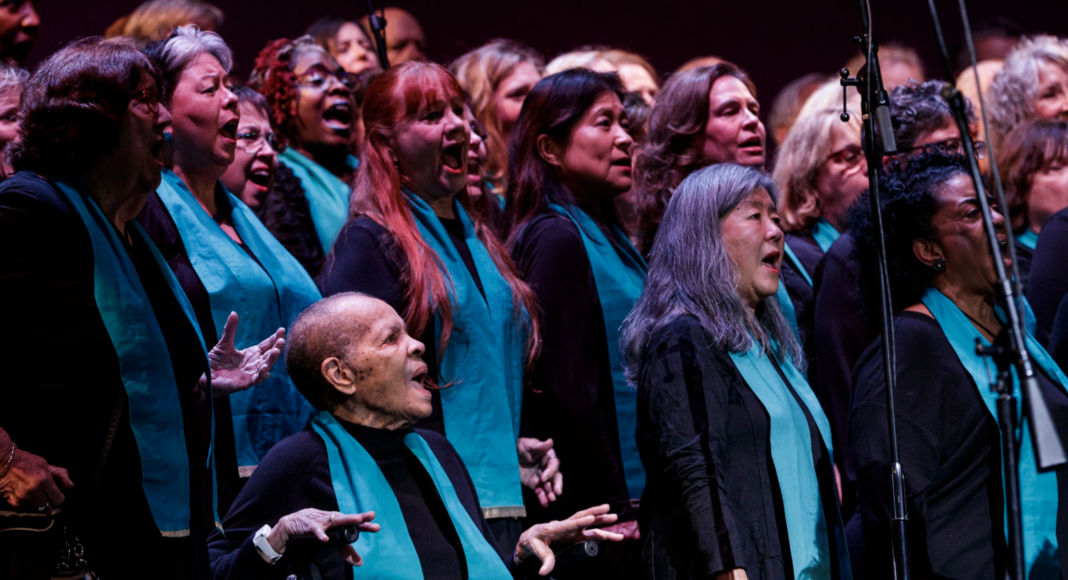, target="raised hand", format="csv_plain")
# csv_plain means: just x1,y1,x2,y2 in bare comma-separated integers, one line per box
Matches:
517,437,563,507
198,312,285,398
267,508,381,567
514,504,623,576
